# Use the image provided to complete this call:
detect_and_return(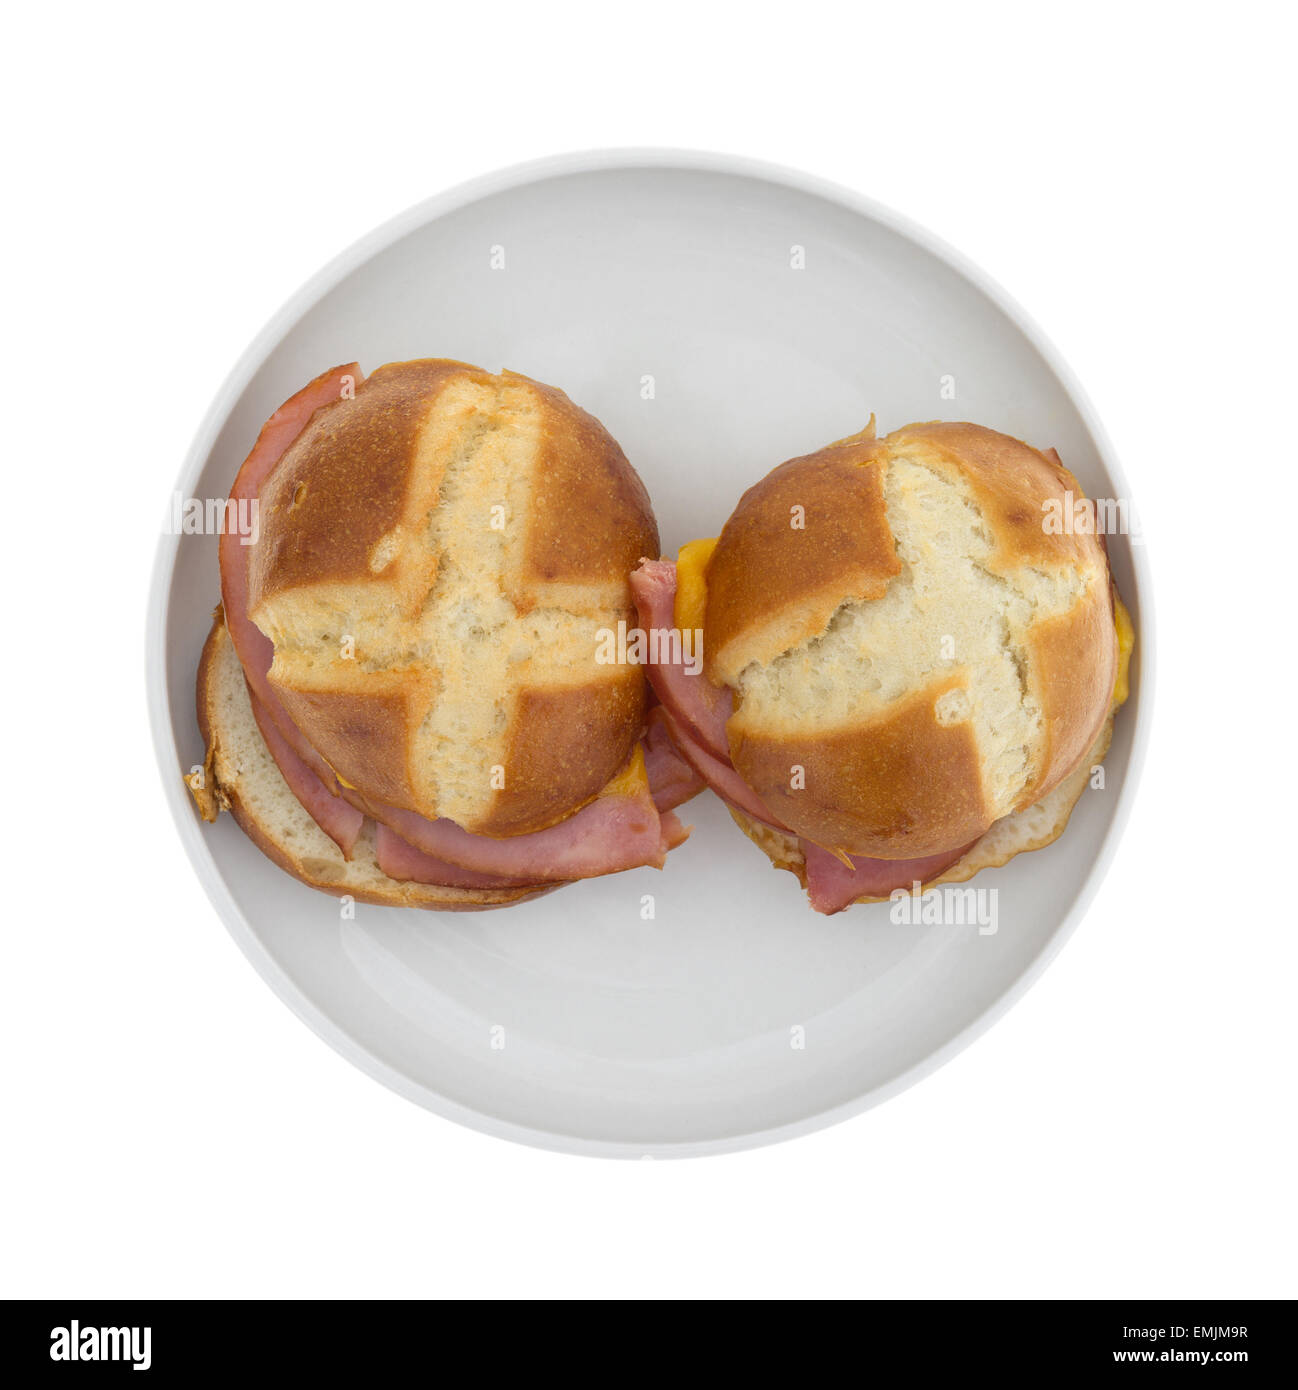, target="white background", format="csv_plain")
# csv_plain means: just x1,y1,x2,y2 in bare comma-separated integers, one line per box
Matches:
3,1,1293,1299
